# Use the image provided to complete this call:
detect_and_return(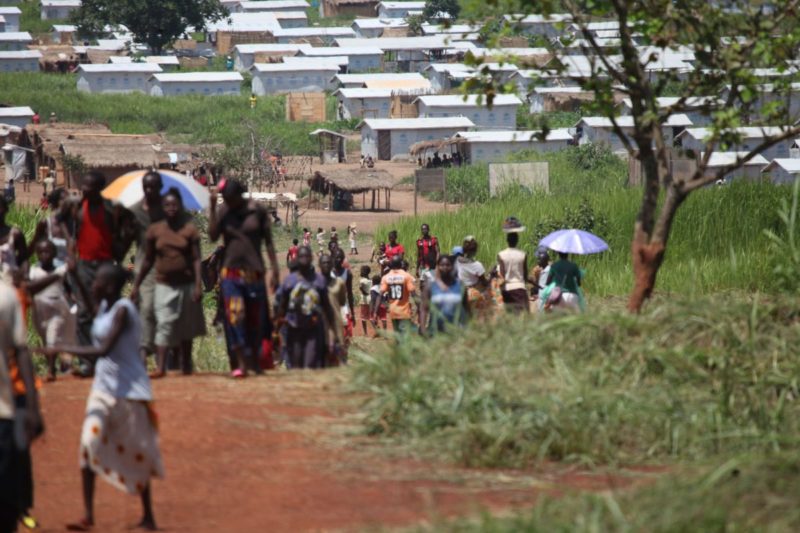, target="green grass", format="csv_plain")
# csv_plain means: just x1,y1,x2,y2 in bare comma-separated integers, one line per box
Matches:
440,453,800,532
351,293,800,468
384,144,791,297
16,0,62,37
305,6,356,27
0,72,356,154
